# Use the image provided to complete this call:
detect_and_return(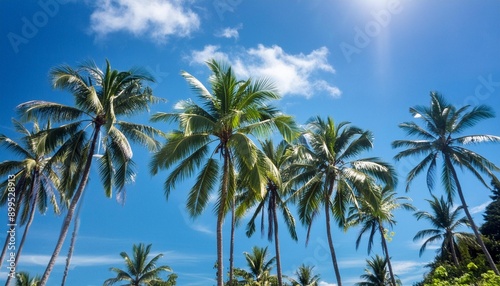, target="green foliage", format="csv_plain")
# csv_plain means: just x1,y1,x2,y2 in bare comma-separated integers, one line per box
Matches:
104,243,175,286
421,263,500,286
